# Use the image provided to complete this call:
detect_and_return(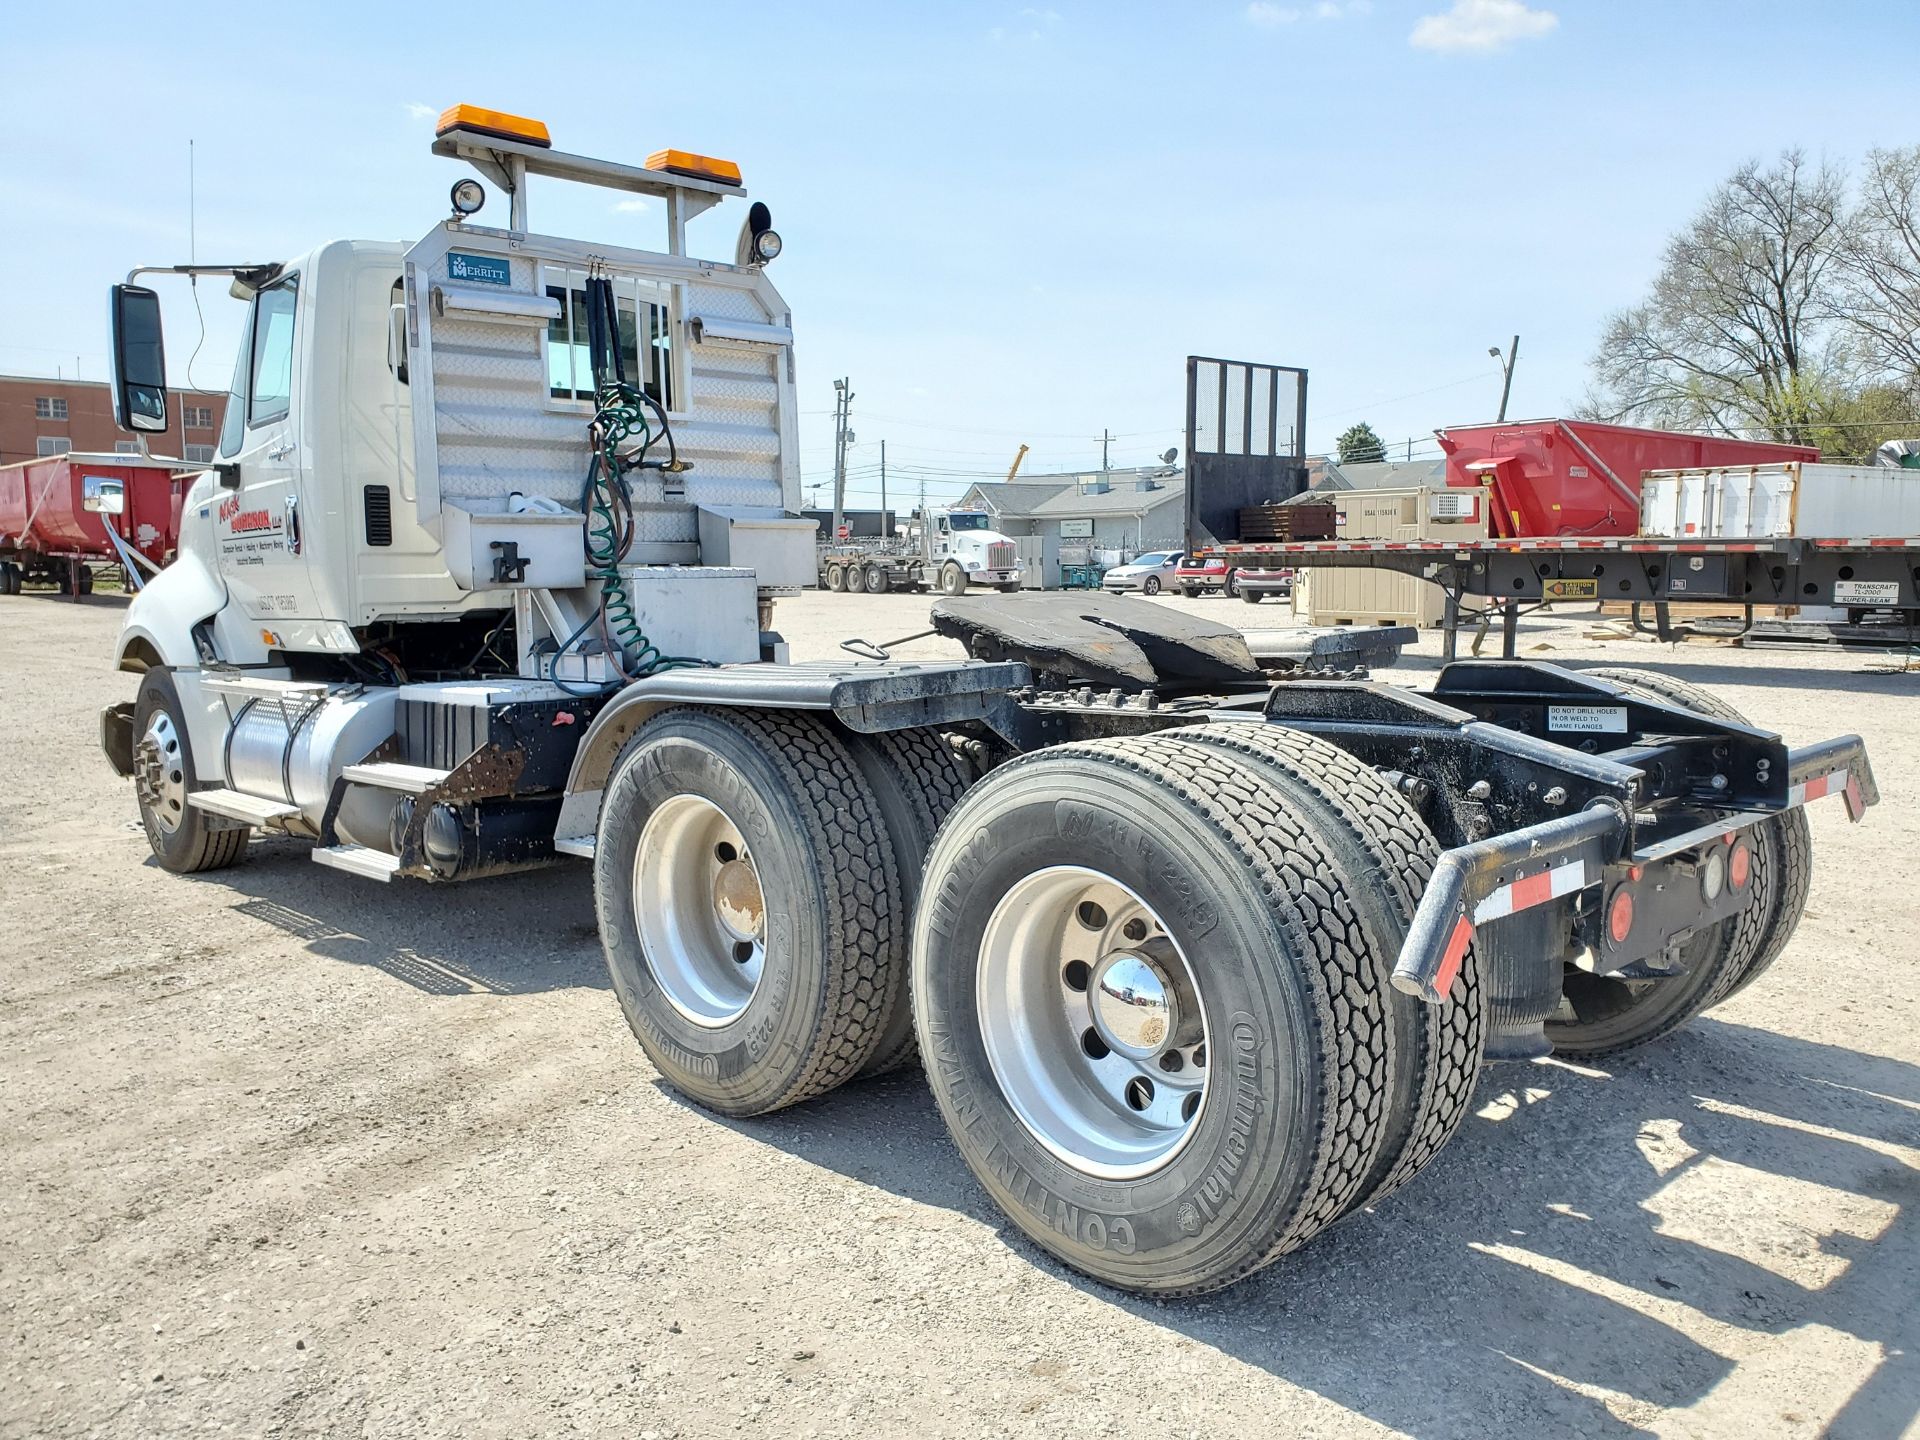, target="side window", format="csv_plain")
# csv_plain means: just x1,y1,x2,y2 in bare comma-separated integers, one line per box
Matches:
248,278,299,427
